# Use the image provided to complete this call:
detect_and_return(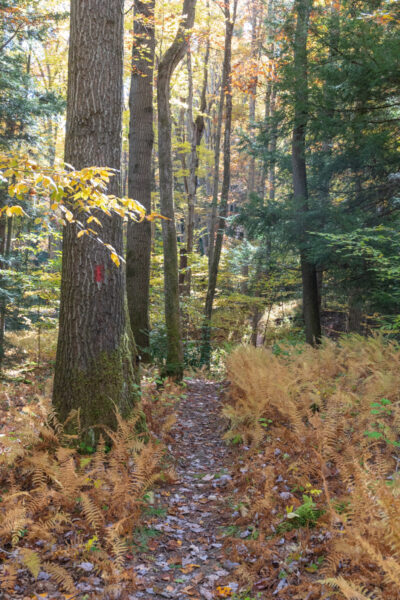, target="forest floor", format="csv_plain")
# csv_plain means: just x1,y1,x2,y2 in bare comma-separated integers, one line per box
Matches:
128,378,241,600
2,337,397,599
